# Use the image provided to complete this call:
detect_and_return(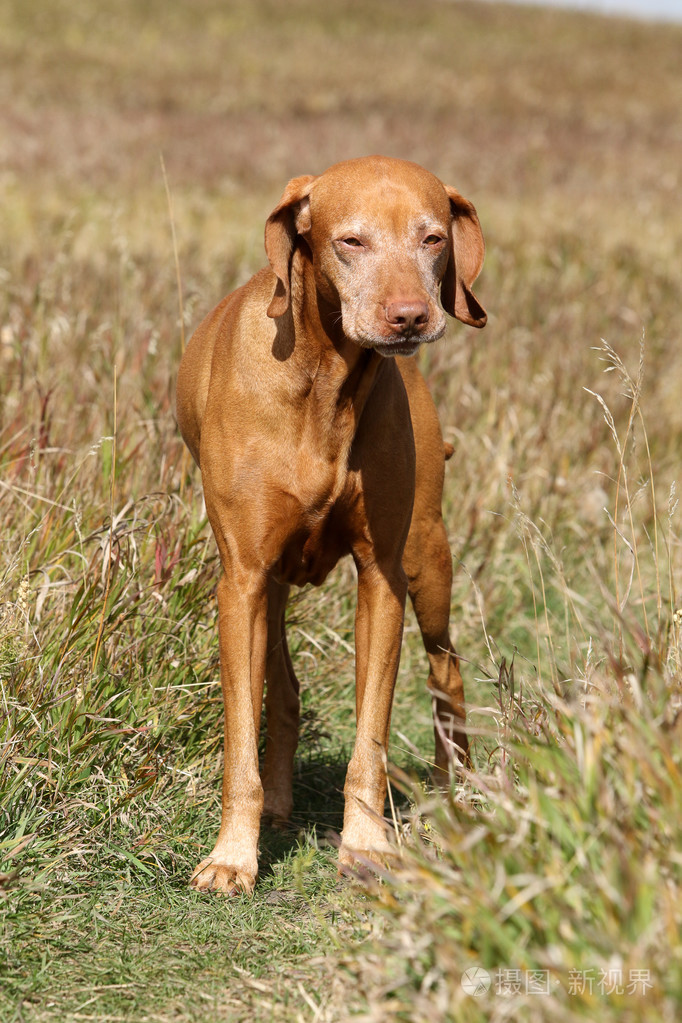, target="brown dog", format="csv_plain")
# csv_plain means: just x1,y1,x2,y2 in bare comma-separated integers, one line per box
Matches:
176,156,486,894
